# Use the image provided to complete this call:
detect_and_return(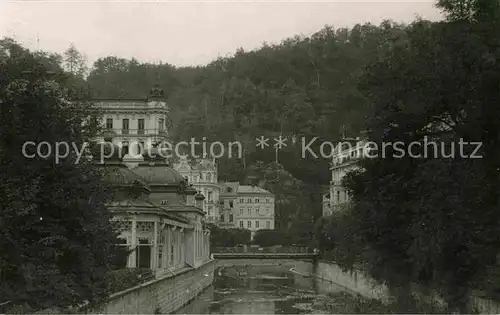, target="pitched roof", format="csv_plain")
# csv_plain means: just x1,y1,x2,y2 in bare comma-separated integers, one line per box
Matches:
219,181,239,194
237,185,273,195
161,203,205,215
107,200,190,223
